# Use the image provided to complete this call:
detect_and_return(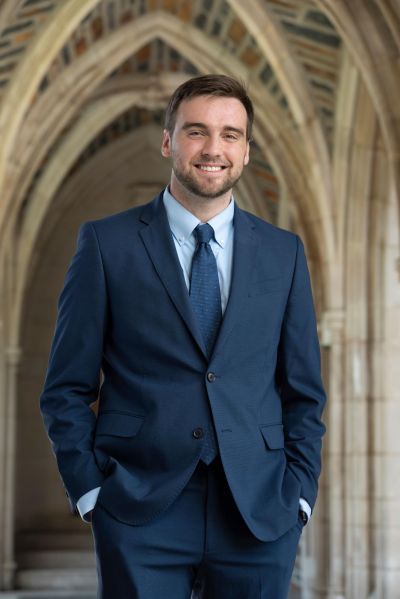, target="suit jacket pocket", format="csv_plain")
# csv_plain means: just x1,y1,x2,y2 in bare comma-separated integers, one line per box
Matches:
260,424,284,449
248,277,284,296
95,412,145,437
